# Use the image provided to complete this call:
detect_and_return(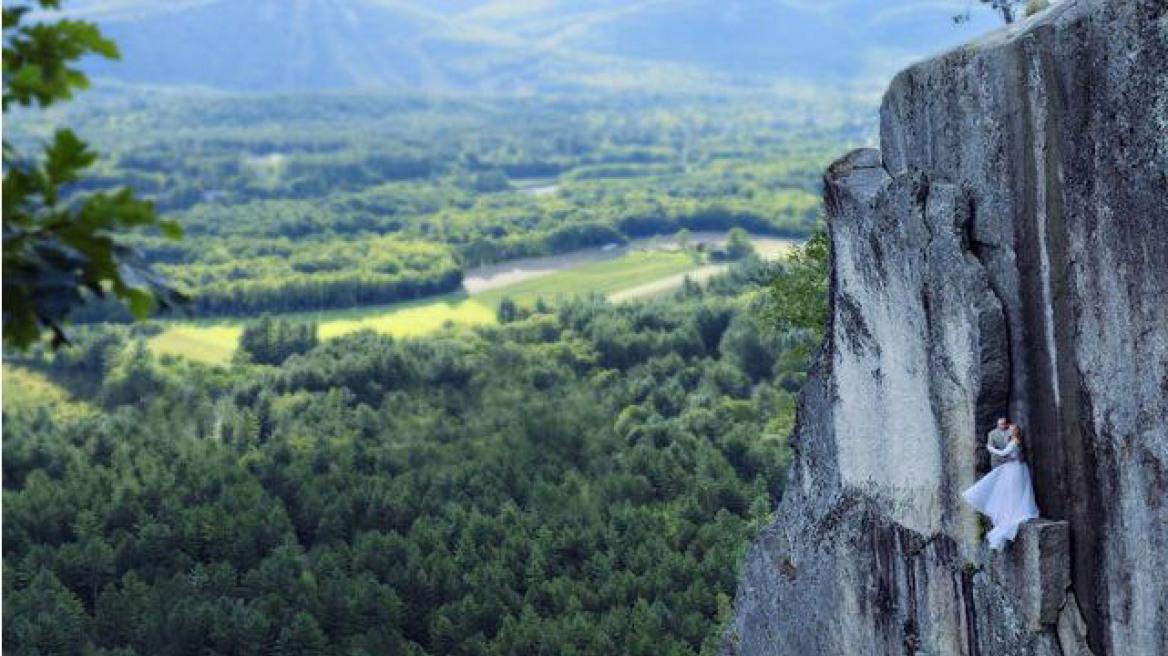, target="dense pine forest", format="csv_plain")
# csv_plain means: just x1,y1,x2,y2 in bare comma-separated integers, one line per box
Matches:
3,256,822,655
